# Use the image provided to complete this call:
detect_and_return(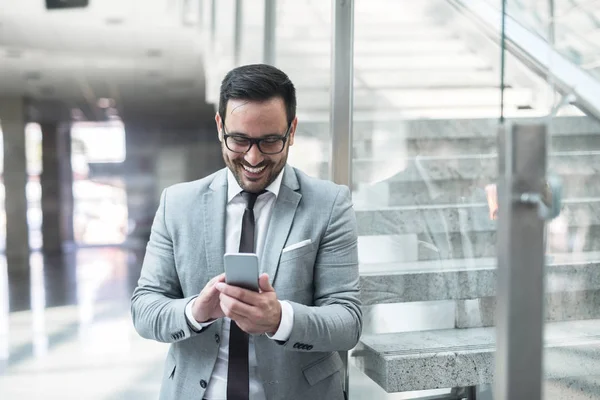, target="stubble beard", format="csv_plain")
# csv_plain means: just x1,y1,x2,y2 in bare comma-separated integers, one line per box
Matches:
222,146,288,193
